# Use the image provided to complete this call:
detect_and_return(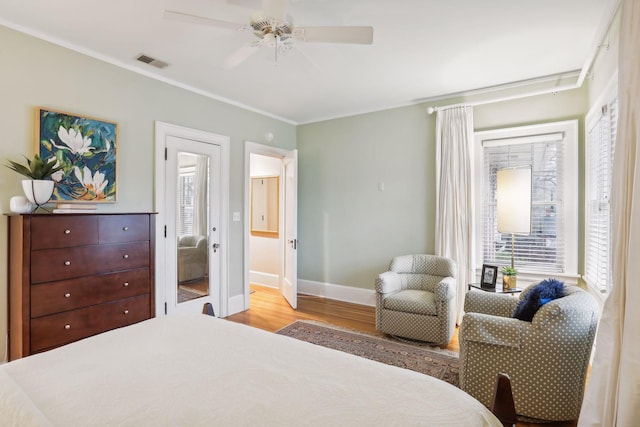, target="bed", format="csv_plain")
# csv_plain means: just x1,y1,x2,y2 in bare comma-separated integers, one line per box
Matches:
0,314,502,426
